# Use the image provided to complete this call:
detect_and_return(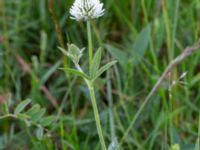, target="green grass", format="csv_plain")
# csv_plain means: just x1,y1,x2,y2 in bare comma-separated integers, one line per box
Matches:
0,0,200,149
